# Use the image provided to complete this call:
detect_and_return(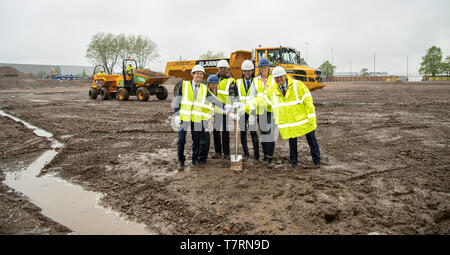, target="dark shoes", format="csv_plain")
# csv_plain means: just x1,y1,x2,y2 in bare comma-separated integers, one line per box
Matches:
224,154,231,161
291,163,298,168
312,161,322,168
192,160,201,166
211,153,221,159
267,158,274,165
199,159,207,165
254,155,260,161
177,162,184,170
243,154,249,160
